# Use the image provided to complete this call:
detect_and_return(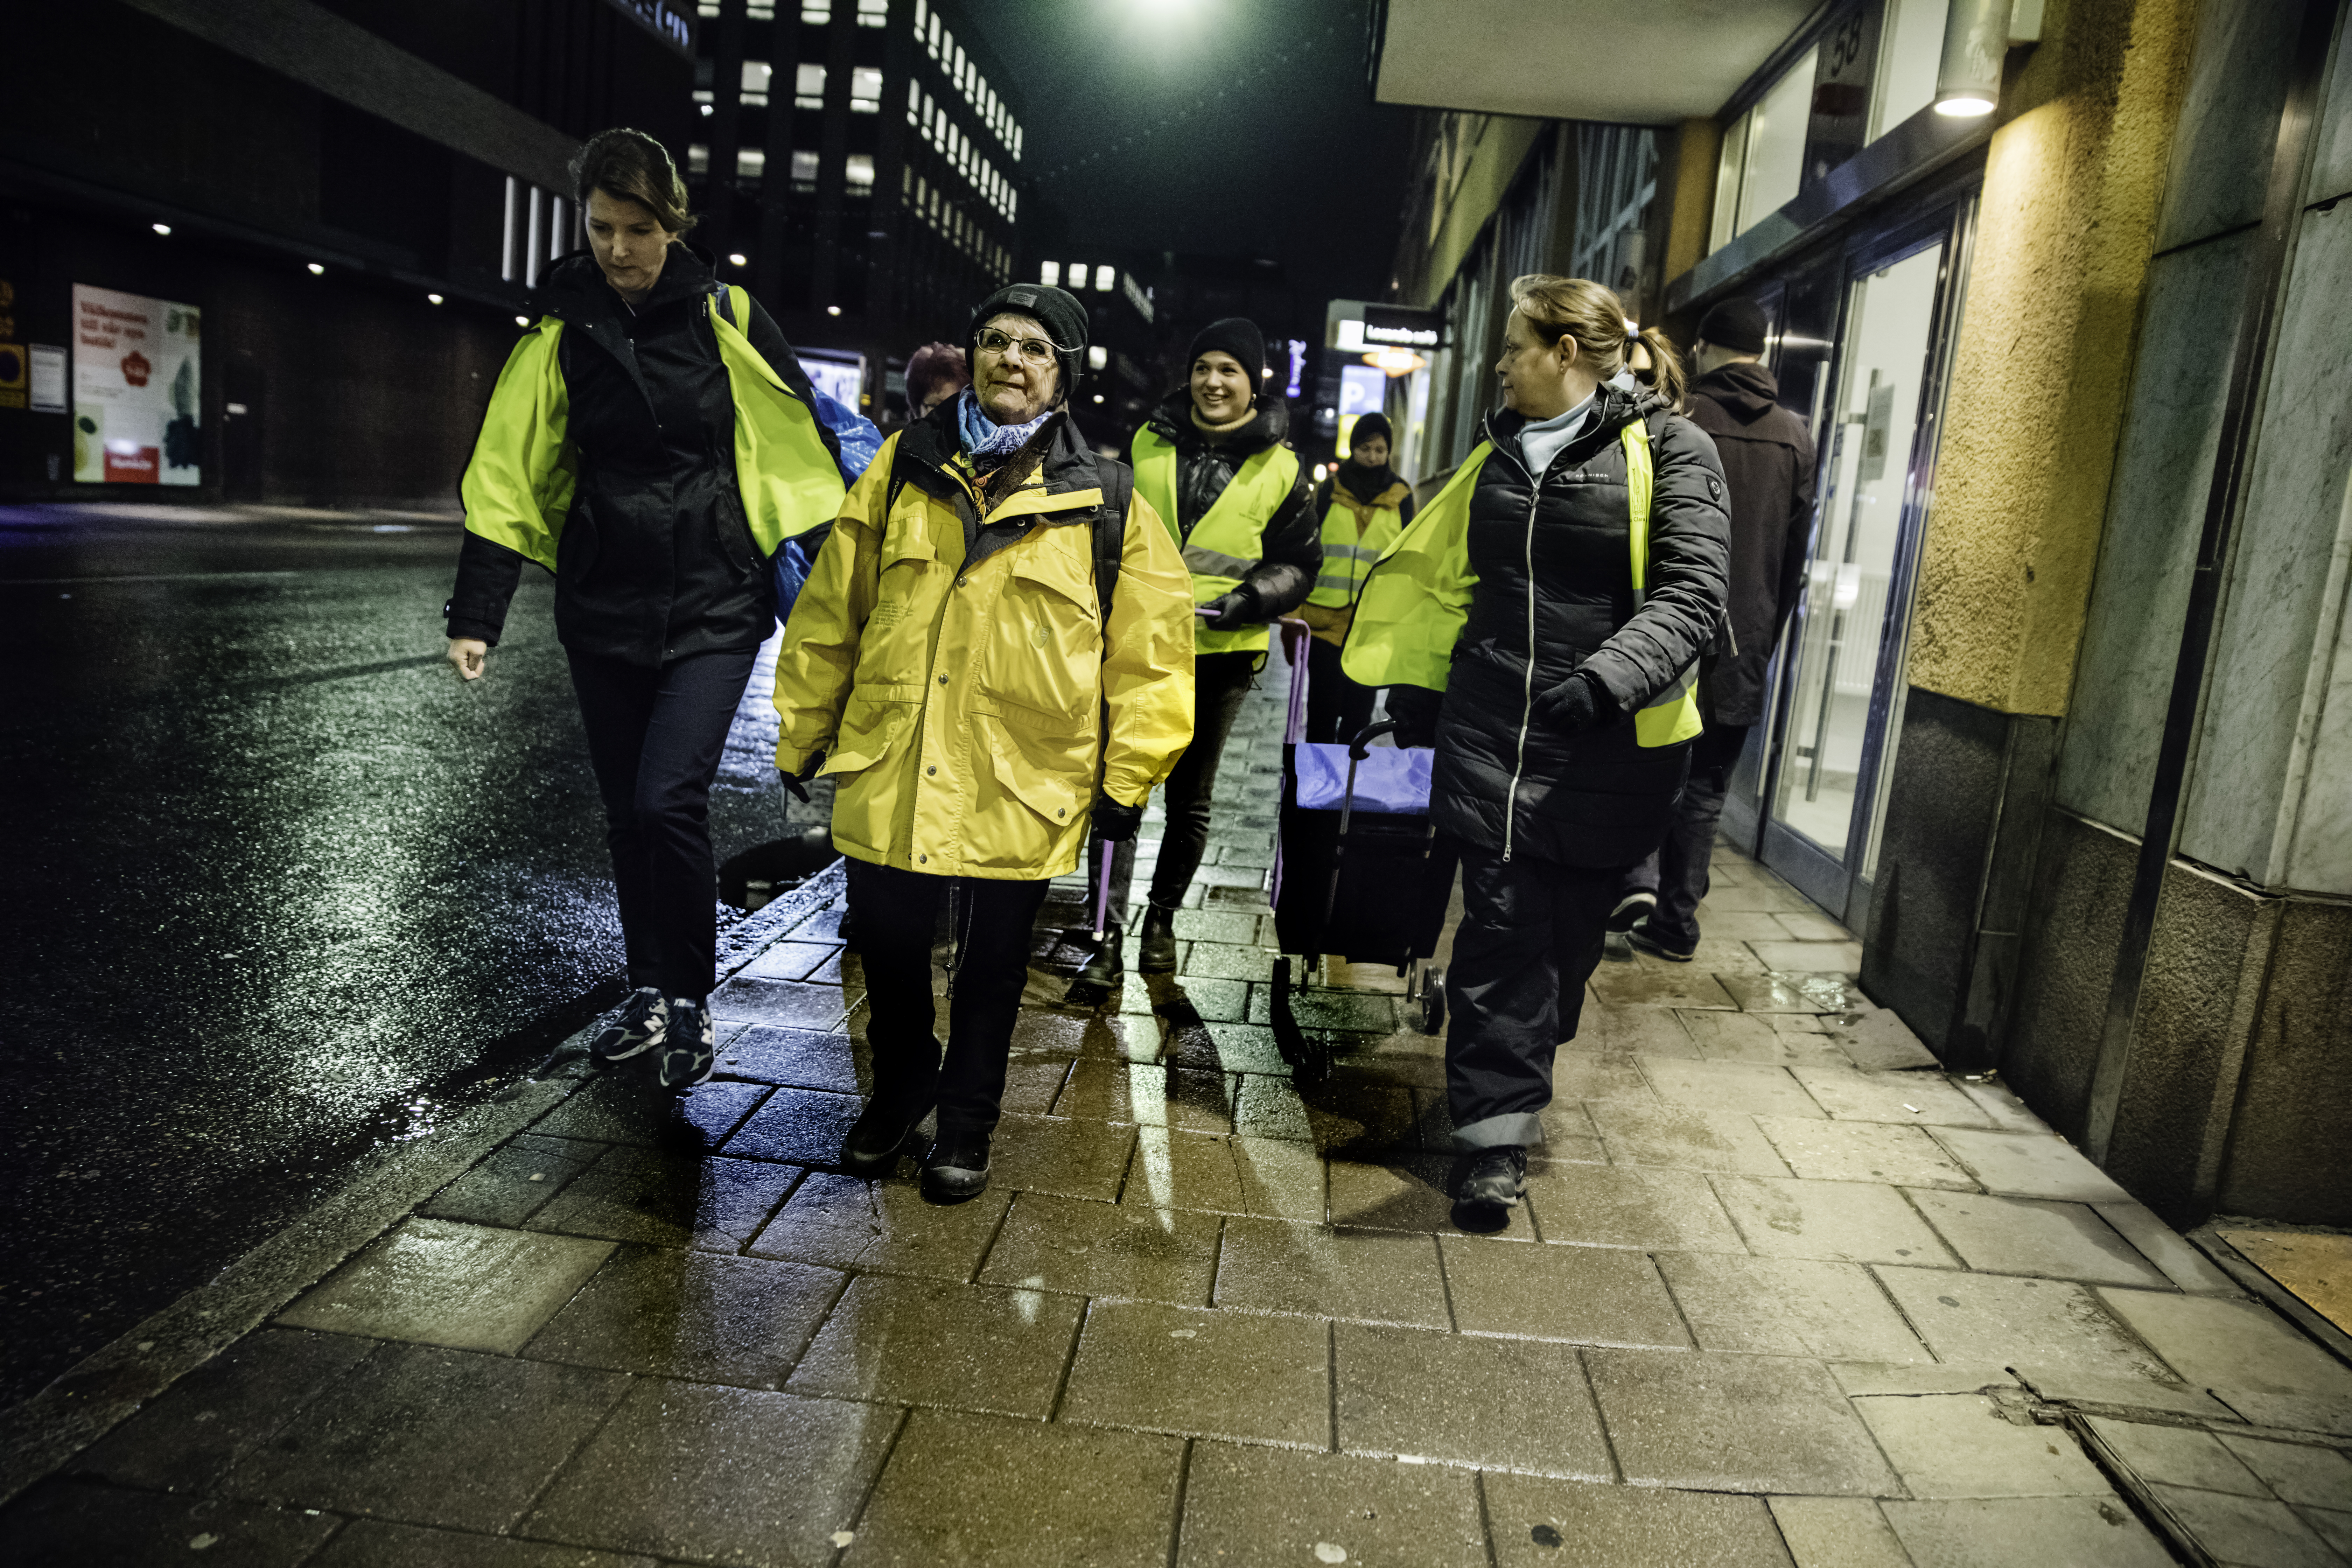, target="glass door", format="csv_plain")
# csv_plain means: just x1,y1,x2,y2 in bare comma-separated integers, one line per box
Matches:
1759,212,1965,922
